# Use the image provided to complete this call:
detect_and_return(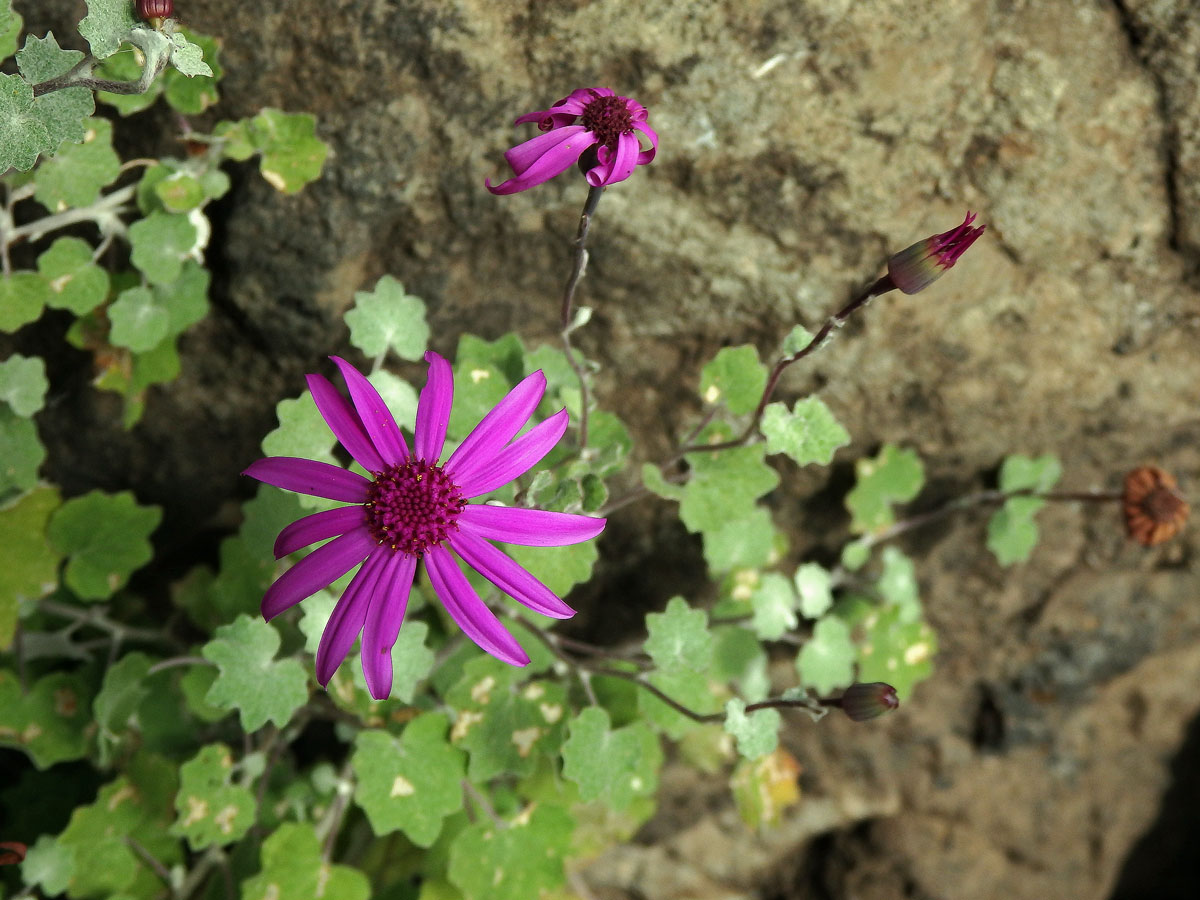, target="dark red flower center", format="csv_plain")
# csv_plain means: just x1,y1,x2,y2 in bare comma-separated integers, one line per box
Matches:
581,92,634,151
364,459,466,556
